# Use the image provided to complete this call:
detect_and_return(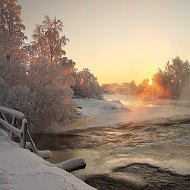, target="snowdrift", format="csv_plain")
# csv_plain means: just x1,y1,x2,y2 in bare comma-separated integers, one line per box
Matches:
76,98,128,117
0,136,96,190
